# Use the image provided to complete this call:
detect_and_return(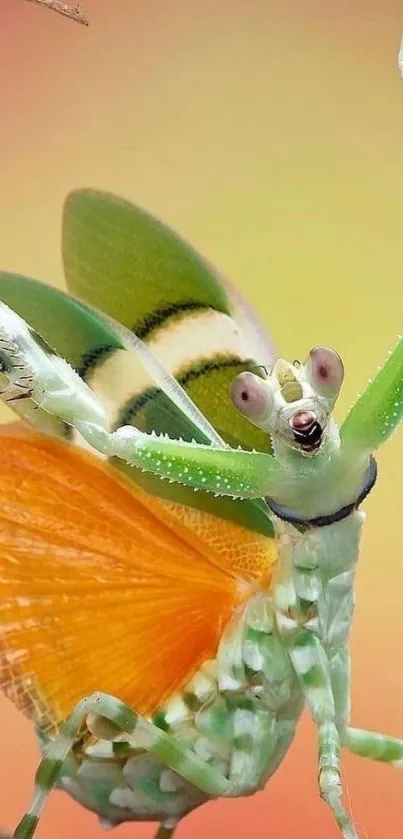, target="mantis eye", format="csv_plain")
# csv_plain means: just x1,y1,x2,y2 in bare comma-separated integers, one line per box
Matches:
230,372,272,422
305,347,344,399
